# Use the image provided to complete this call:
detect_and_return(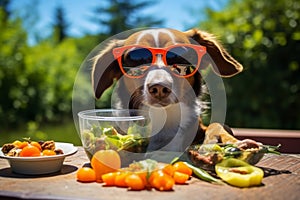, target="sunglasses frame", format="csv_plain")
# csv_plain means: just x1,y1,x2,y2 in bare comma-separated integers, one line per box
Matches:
112,44,207,78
